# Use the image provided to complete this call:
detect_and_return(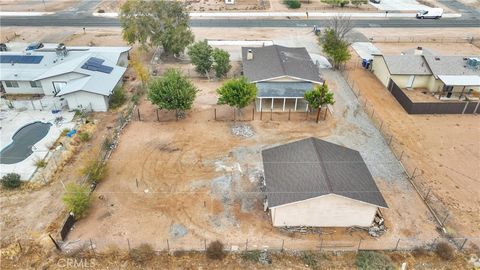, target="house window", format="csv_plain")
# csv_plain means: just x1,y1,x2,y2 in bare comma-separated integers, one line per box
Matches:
30,81,42,88
5,81,19,88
